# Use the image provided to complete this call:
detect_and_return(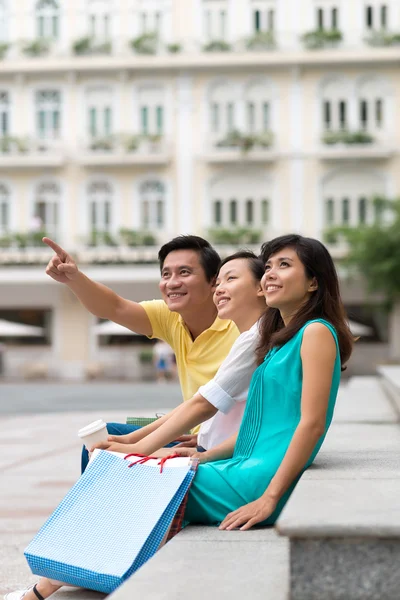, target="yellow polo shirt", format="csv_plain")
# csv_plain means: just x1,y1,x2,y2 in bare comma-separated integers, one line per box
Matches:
140,300,240,403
